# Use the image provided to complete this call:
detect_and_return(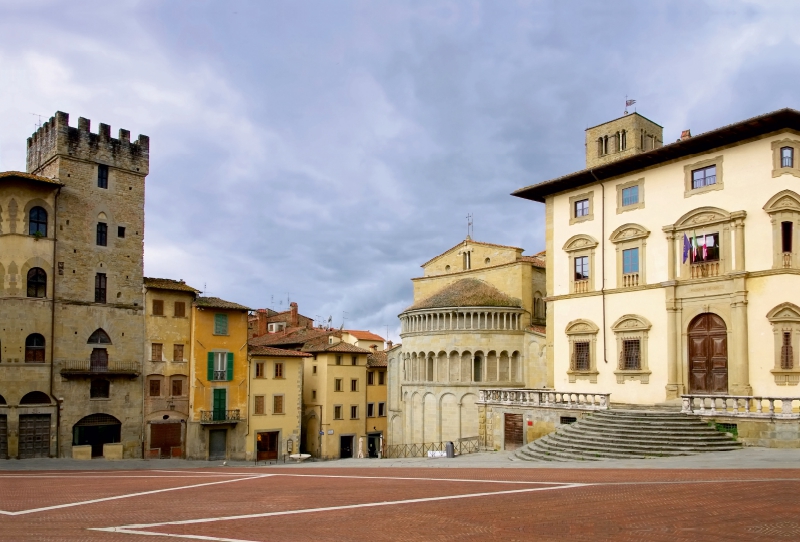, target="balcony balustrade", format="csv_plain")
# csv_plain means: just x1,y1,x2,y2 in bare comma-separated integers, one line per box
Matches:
690,261,719,278
200,409,241,424
574,280,589,293
682,395,800,419
478,388,610,410
59,360,140,378
622,273,639,287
